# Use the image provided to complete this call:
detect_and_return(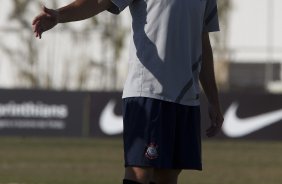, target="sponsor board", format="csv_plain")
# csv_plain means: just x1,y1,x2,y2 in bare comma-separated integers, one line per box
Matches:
89,92,122,137
0,89,87,136
200,92,282,140
89,92,282,140
1,89,281,140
